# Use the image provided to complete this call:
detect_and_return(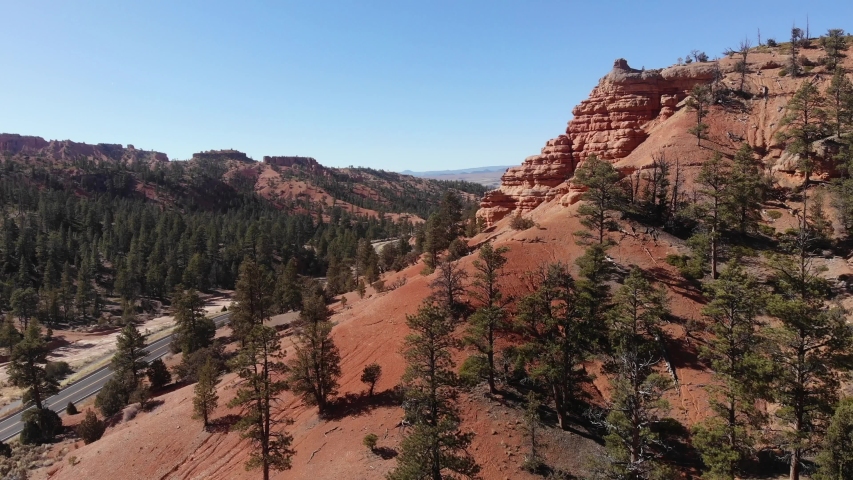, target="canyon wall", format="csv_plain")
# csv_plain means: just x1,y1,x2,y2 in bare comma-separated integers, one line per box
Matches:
478,59,717,225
